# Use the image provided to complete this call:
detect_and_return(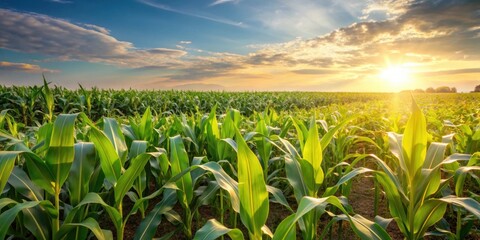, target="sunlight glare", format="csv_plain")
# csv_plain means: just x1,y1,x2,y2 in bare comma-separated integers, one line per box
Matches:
380,65,411,85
